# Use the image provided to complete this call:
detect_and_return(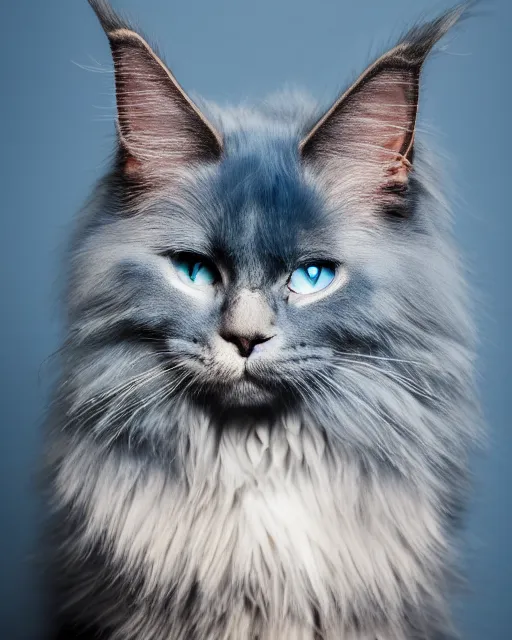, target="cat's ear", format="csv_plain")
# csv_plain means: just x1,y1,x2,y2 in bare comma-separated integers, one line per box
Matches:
88,1,222,178
300,5,467,212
